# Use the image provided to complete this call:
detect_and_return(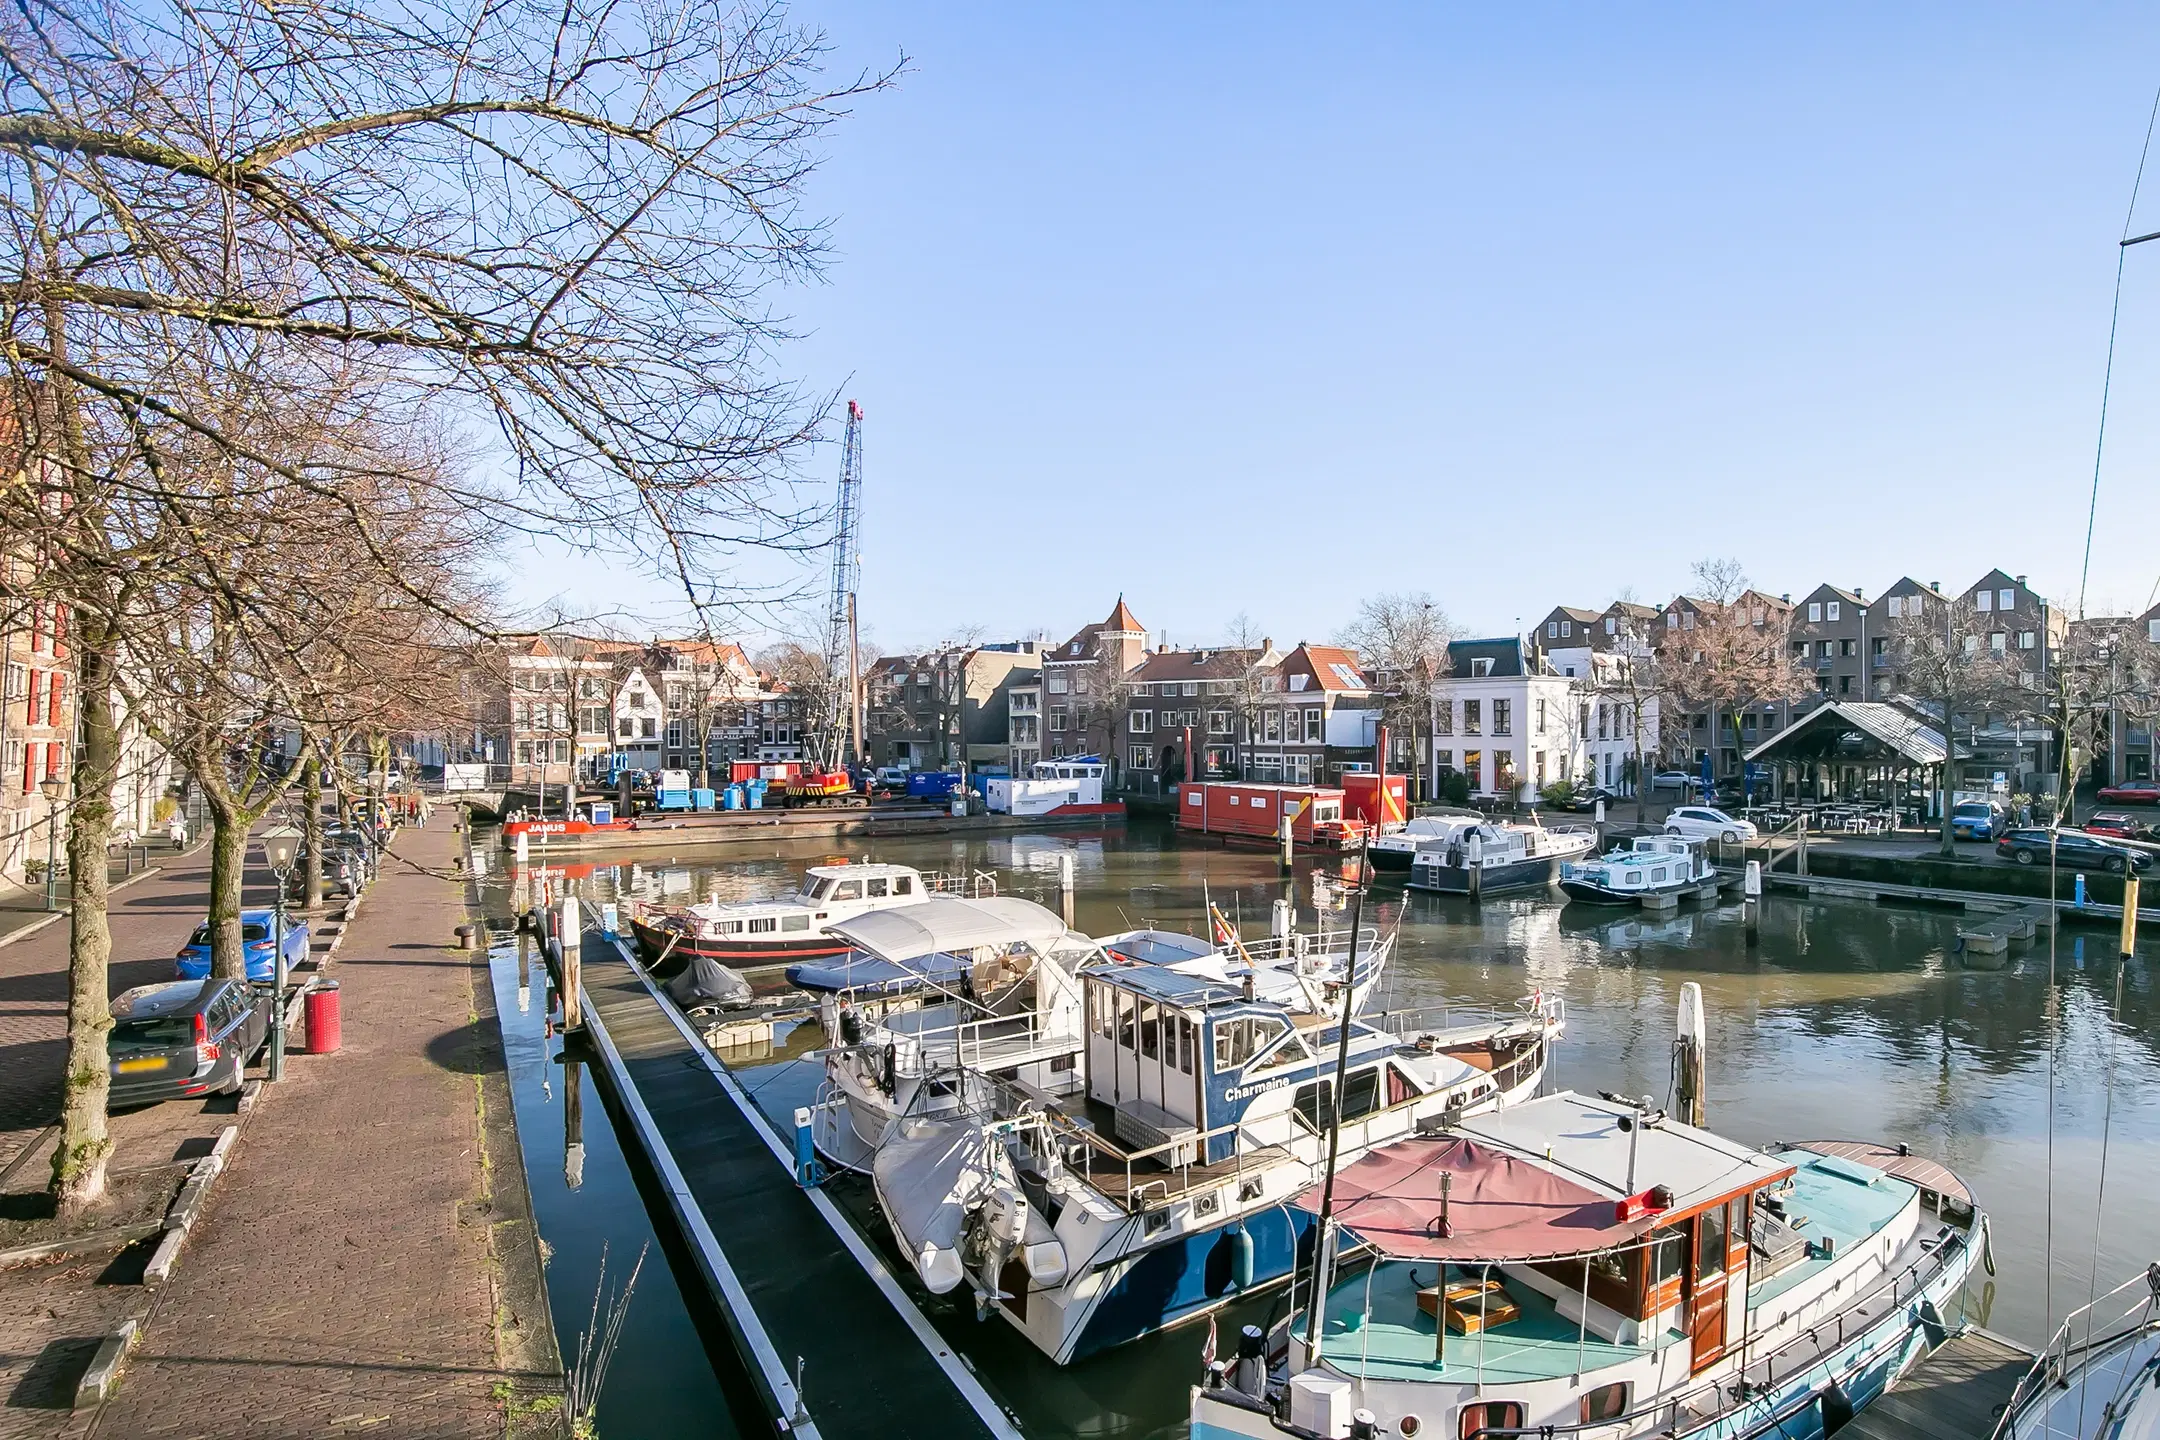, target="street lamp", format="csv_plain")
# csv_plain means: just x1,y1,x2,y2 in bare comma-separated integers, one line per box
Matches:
39,776,66,911
259,825,303,1081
